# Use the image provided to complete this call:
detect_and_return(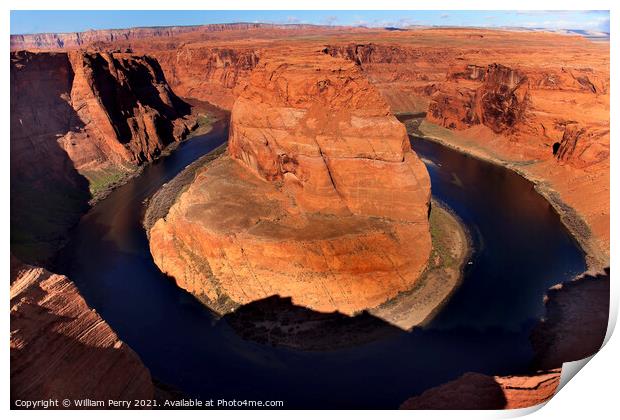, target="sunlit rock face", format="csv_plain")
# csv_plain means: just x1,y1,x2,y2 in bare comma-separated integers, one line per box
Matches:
149,51,432,316
400,370,561,410
10,259,154,404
